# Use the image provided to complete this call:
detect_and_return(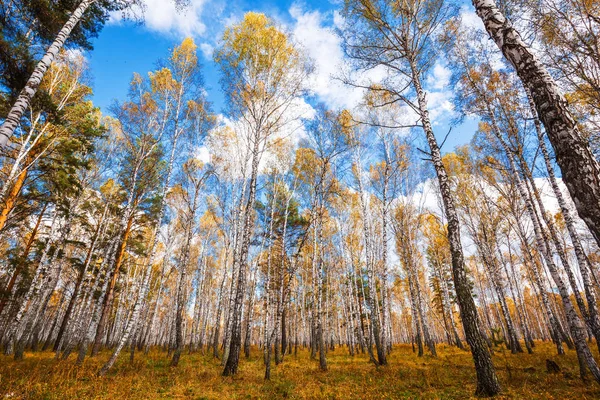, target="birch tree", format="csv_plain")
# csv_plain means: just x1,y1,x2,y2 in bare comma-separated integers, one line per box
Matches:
341,0,500,394
0,0,195,150
215,12,311,376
